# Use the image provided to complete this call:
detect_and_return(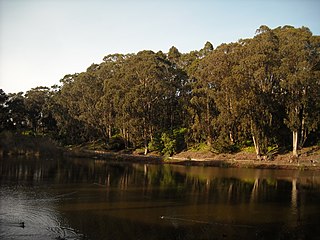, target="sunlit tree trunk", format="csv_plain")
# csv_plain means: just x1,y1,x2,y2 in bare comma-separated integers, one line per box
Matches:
143,117,148,155
293,130,298,158
107,125,112,139
229,130,234,144
252,134,261,160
